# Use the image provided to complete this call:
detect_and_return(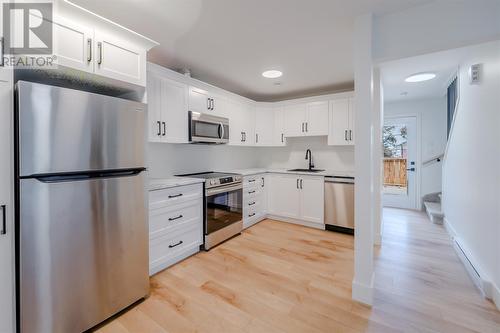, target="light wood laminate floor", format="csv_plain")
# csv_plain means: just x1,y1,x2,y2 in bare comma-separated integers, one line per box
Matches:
95,208,500,332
